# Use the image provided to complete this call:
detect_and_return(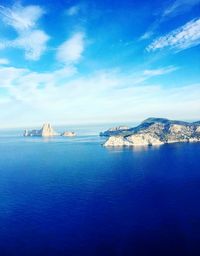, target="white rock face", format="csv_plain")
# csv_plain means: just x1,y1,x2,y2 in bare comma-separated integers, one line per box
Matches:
127,134,164,146
61,131,76,137
104,136,132,147
24,123,58,137
105,134,163,147
196,126,200,133
169,124,186,133
169,124,192,135
189,137,200,142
